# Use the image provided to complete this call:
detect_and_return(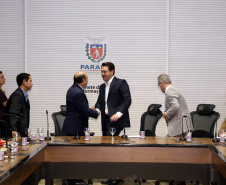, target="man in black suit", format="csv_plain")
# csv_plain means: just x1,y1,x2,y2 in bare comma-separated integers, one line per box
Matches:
62,71,99,136
95,62,131,136
62,71,99,185
5,73,33,138
95,62,131,185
